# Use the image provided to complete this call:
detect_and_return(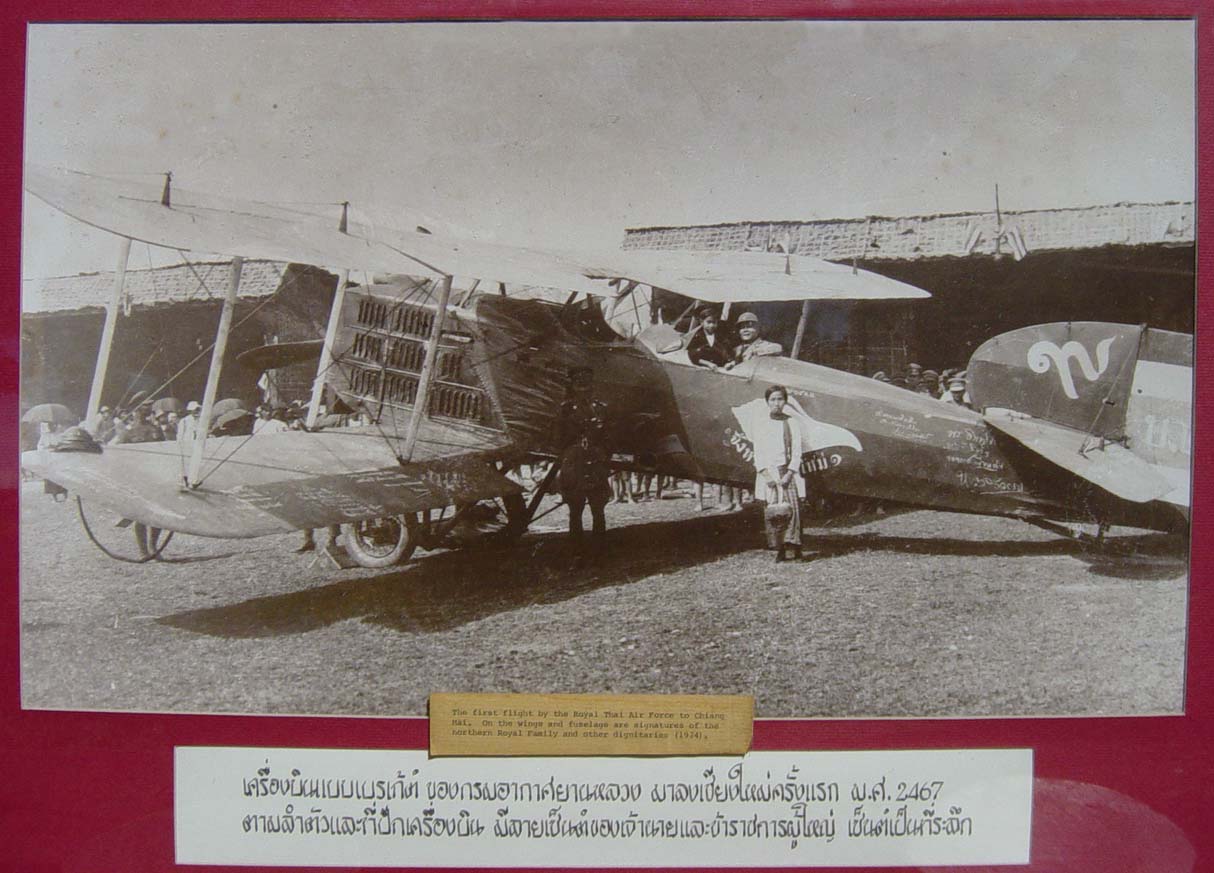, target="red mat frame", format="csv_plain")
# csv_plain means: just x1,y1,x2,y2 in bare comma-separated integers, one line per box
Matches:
2,4,1210,871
